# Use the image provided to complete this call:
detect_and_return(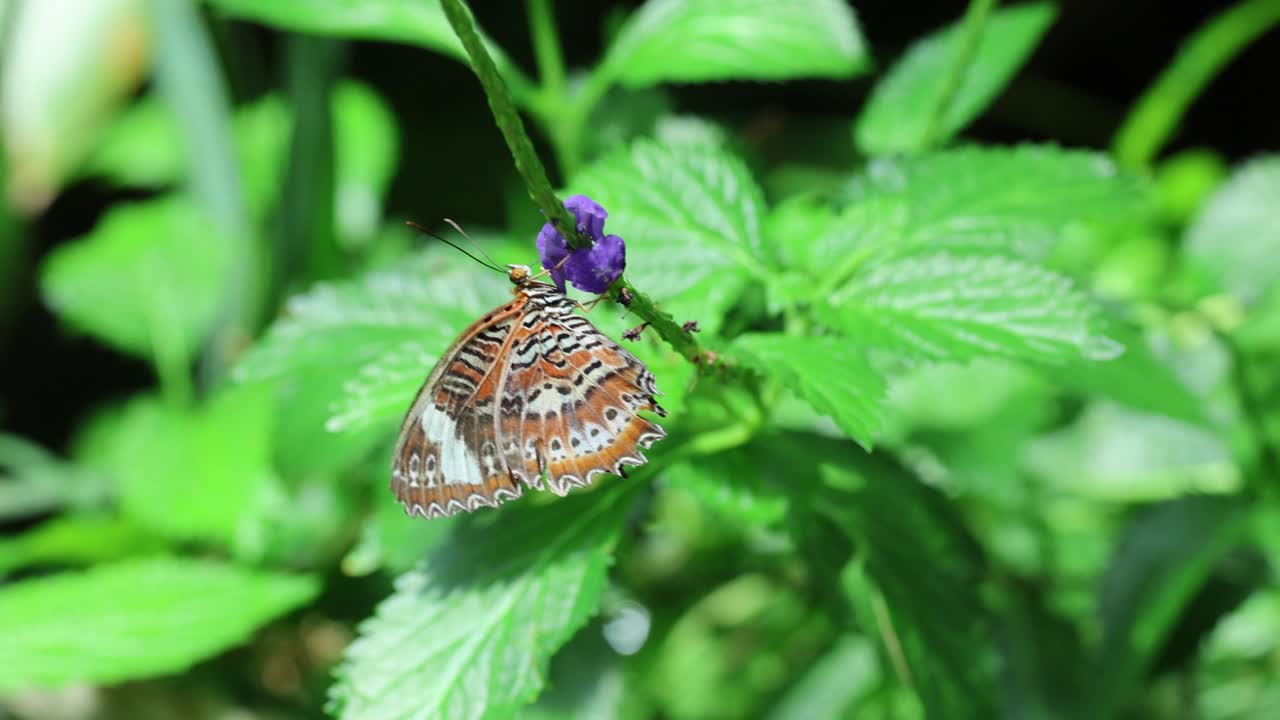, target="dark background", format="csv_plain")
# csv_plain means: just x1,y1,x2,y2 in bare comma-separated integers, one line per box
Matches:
3,0,1274,454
